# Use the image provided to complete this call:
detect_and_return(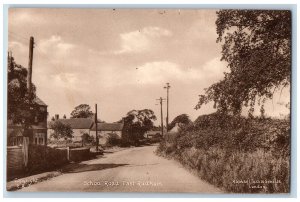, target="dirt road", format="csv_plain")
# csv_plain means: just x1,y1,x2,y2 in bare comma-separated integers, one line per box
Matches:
19,145,222,193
